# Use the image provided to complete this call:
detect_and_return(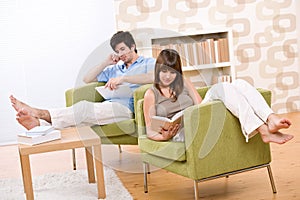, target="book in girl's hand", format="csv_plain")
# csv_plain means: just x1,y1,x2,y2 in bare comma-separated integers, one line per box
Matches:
151,110,184,132
25,125,55,136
